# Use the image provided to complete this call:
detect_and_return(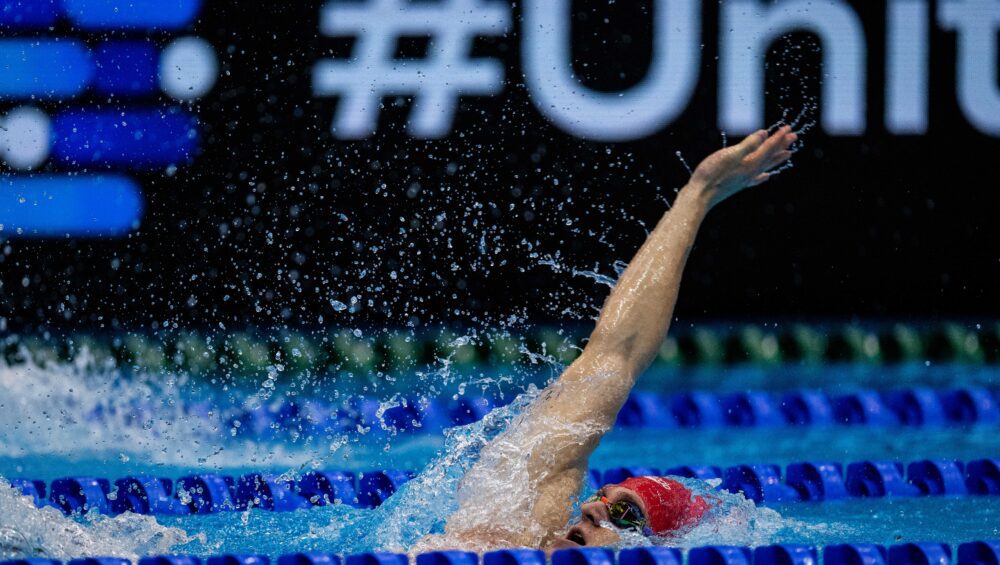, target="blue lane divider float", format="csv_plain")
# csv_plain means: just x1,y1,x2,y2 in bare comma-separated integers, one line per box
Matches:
785,462,847,501
779,390,835,426
617,392,677,429
98,387,1000,446
299,471,359,507
823,544,888,565
1,541,998,565
358,470,416,508
612,387,1000,431
689,547,752,565
49,477,112,515
345,554,407,565
618,548,682,565
722,465,801,504
753,545,816,565
888,544,952,565
664,465,723,481
602,467,661,485
551,548,615,565
67,559,130,565
906,460,968,496
482,550,546,565
0,175,143,237
112,476,175,514
844,462,921,498
671,392,726,428
7,457,999,517
139,557,204,565
965,460,1000,494
52,108,200,168
7,478,46,507
205,557,269,565
416,551,478,565
884,388,946,426
958,542,1000,565
277,555,341,565
235,474,312,512
175,474,236,514
941,389,1000,425
833,391,900,426
722,393,787,427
